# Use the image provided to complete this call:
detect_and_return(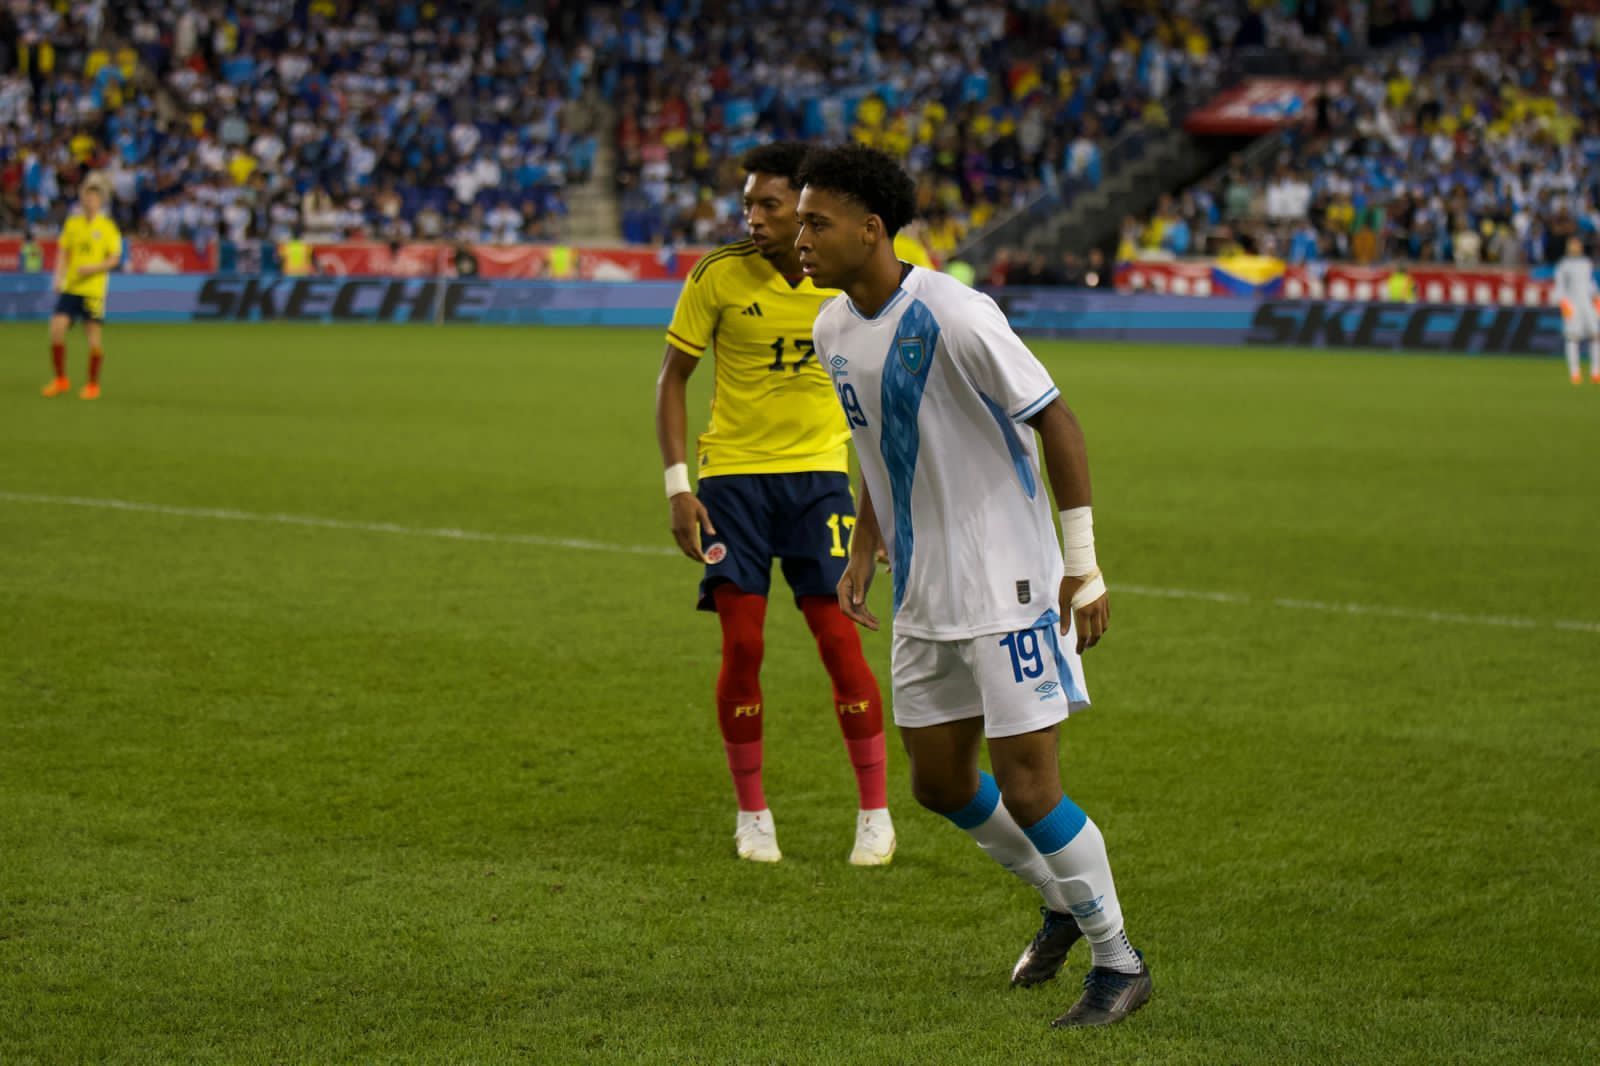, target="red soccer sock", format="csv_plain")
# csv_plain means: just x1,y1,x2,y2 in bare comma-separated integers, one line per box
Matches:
50,342,66,379
714,584,768,811
88,347,104,385
800,596,888,810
